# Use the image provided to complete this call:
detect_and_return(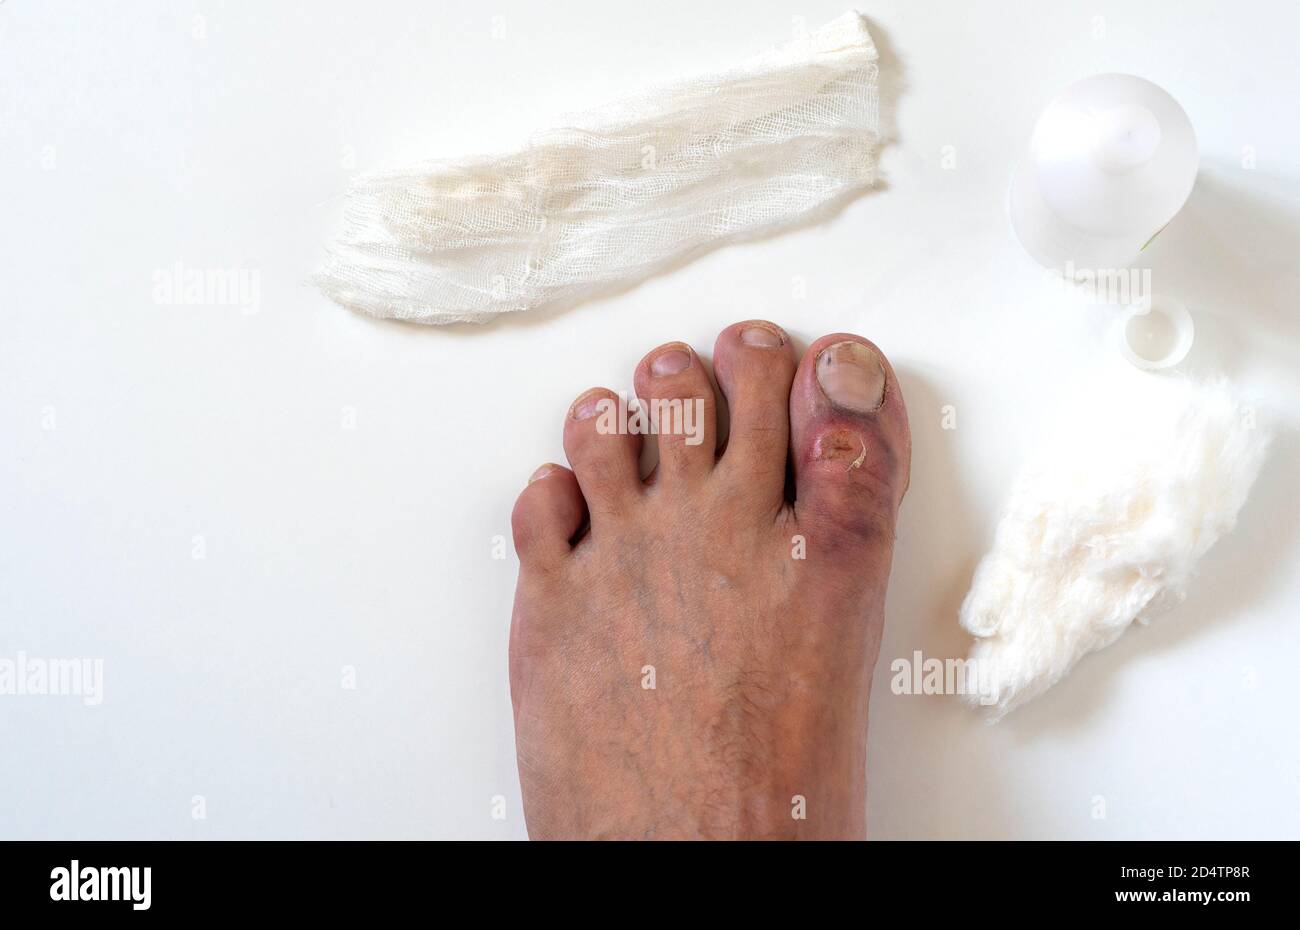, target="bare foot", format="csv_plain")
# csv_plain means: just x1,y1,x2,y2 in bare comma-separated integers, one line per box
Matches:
509,322,910,839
